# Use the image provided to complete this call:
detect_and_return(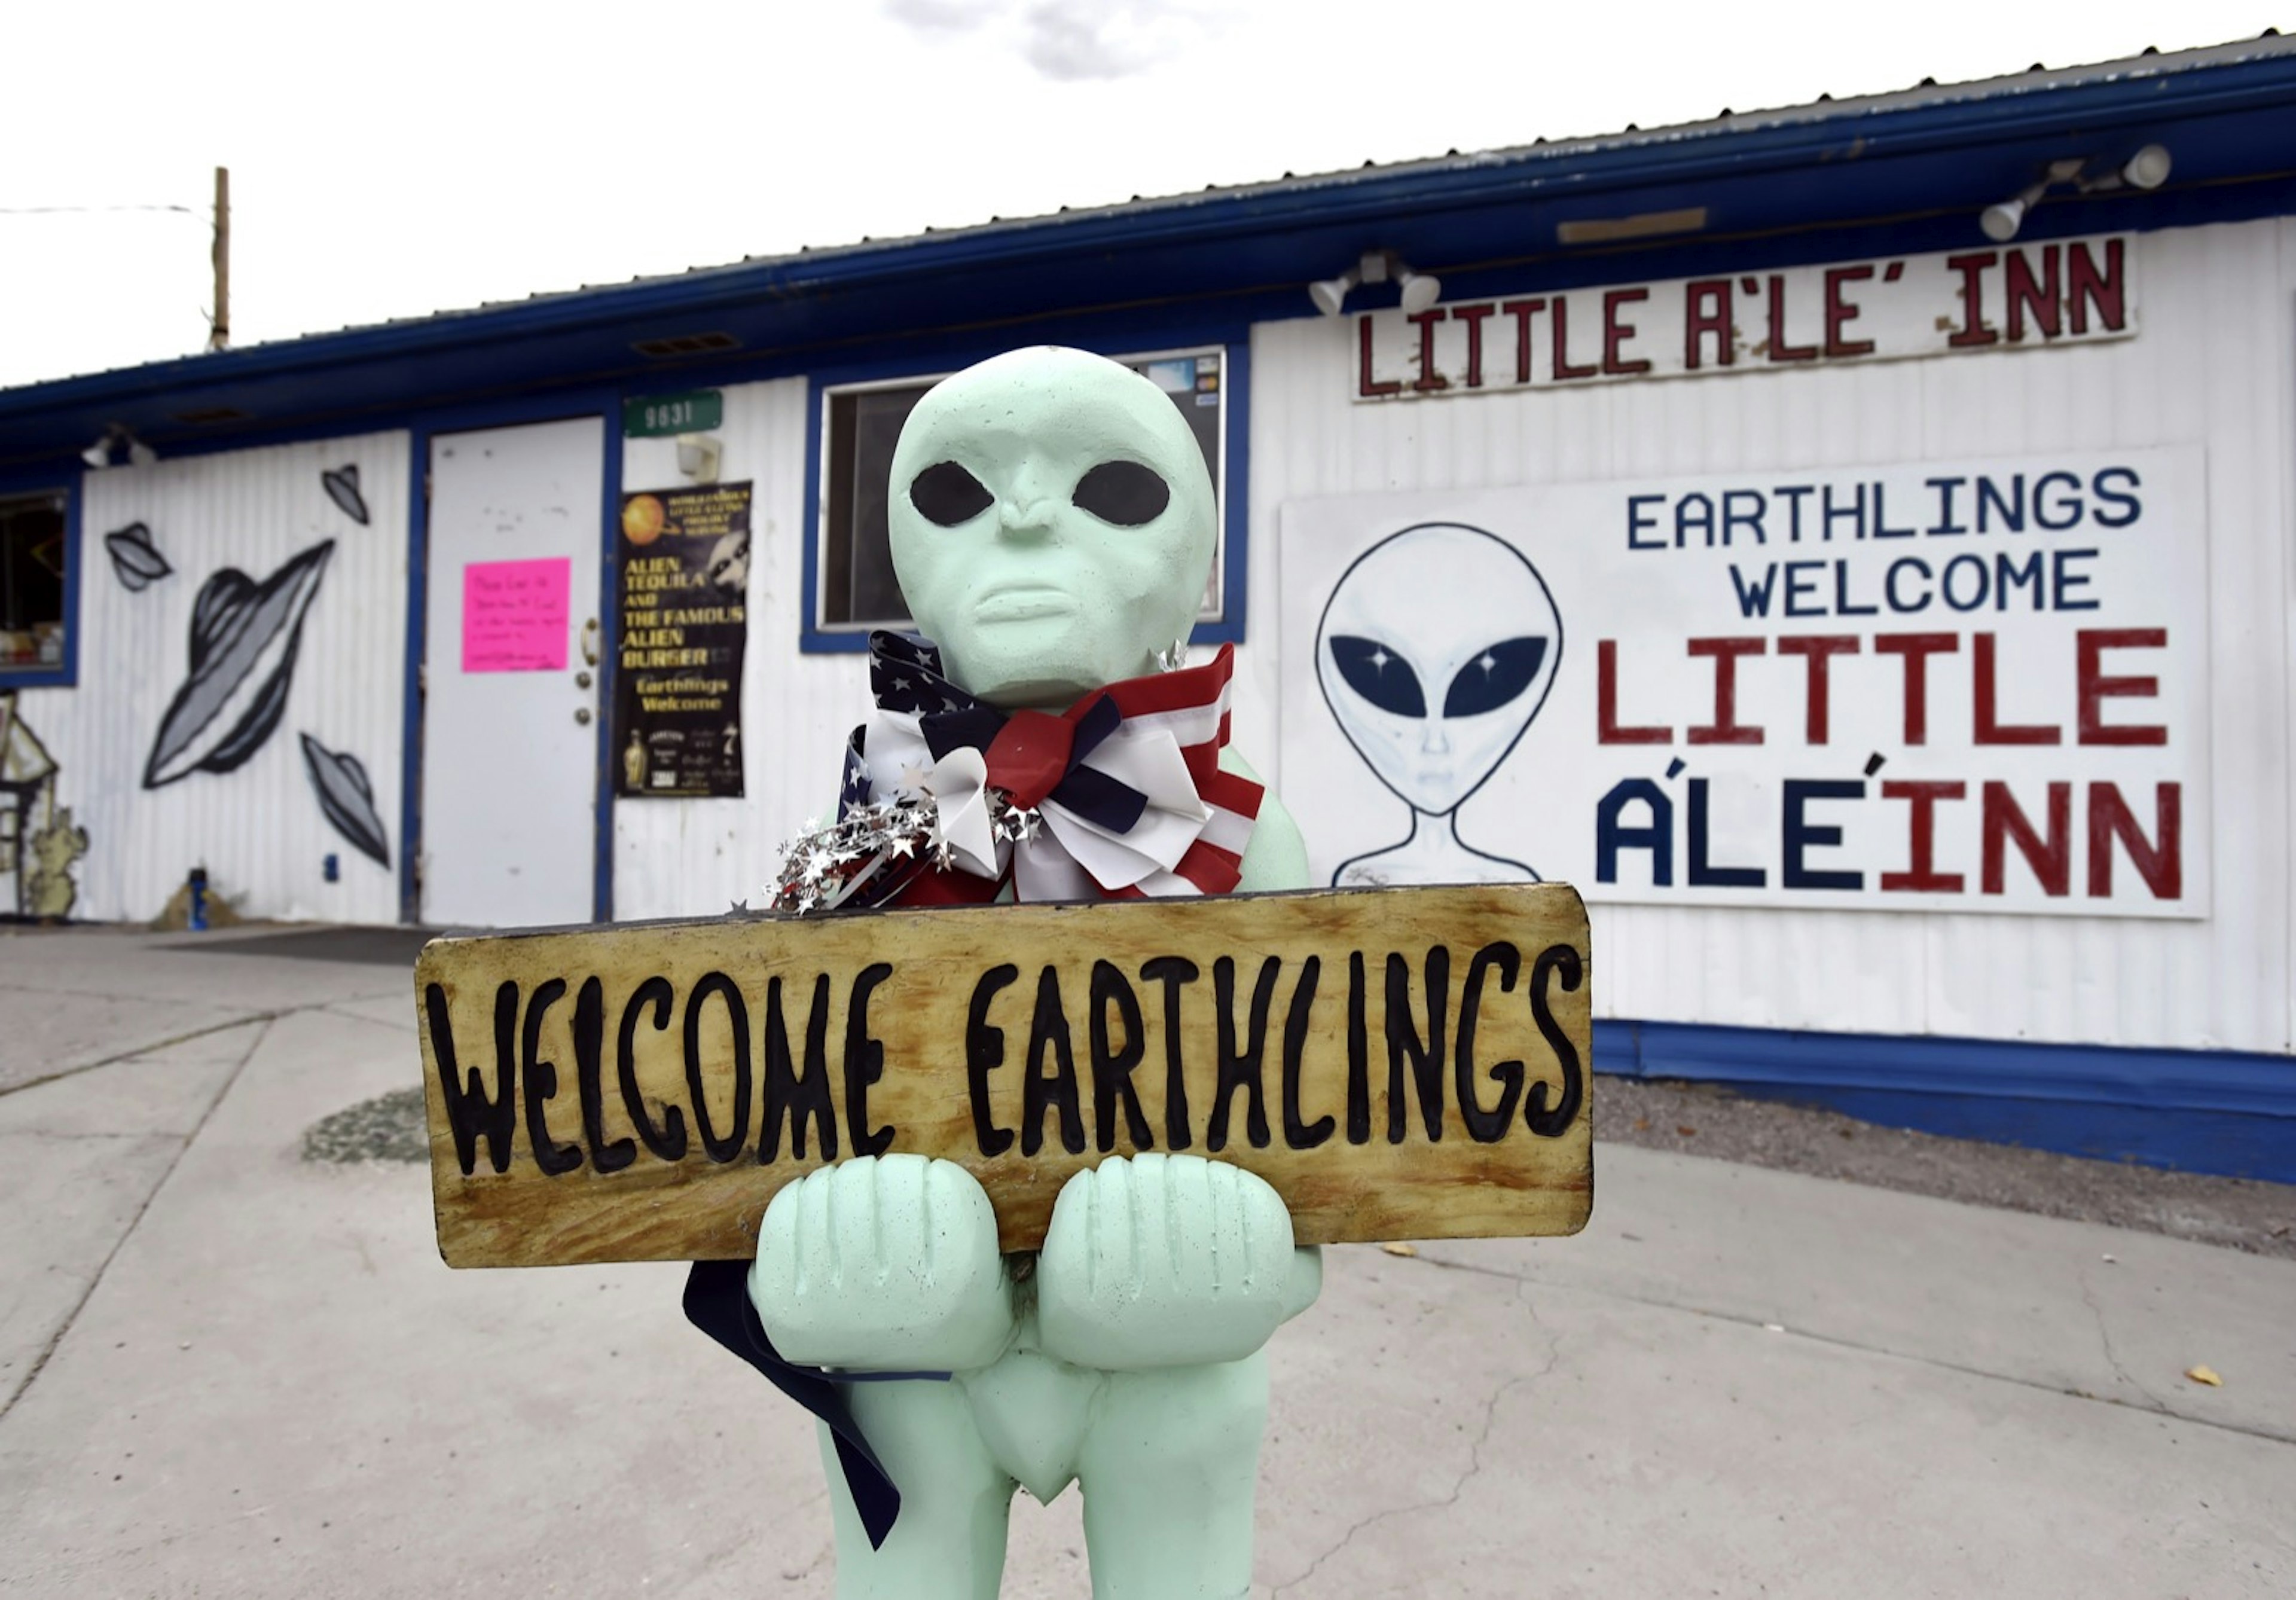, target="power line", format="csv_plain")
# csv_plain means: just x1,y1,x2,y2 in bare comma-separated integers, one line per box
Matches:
0,203,200,217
